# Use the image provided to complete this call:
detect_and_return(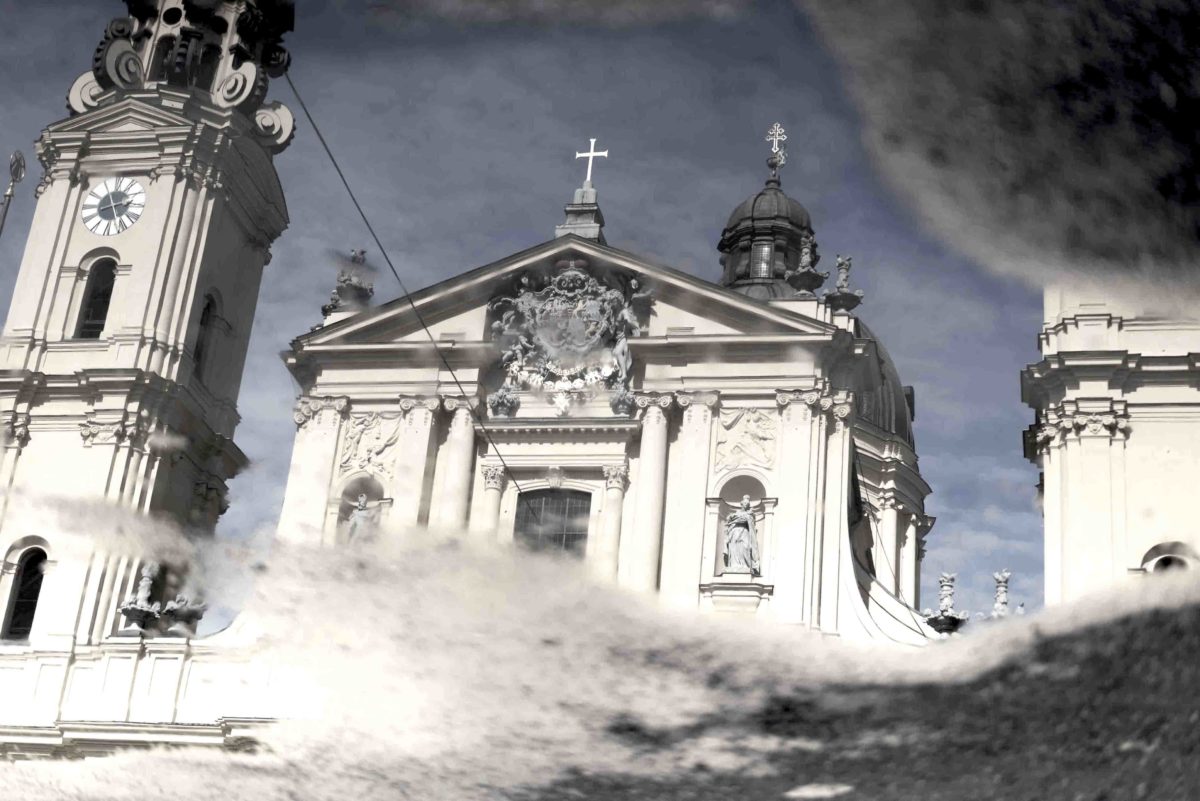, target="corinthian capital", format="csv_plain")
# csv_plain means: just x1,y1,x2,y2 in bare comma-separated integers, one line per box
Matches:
481,464,507,491
603,461,630,491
